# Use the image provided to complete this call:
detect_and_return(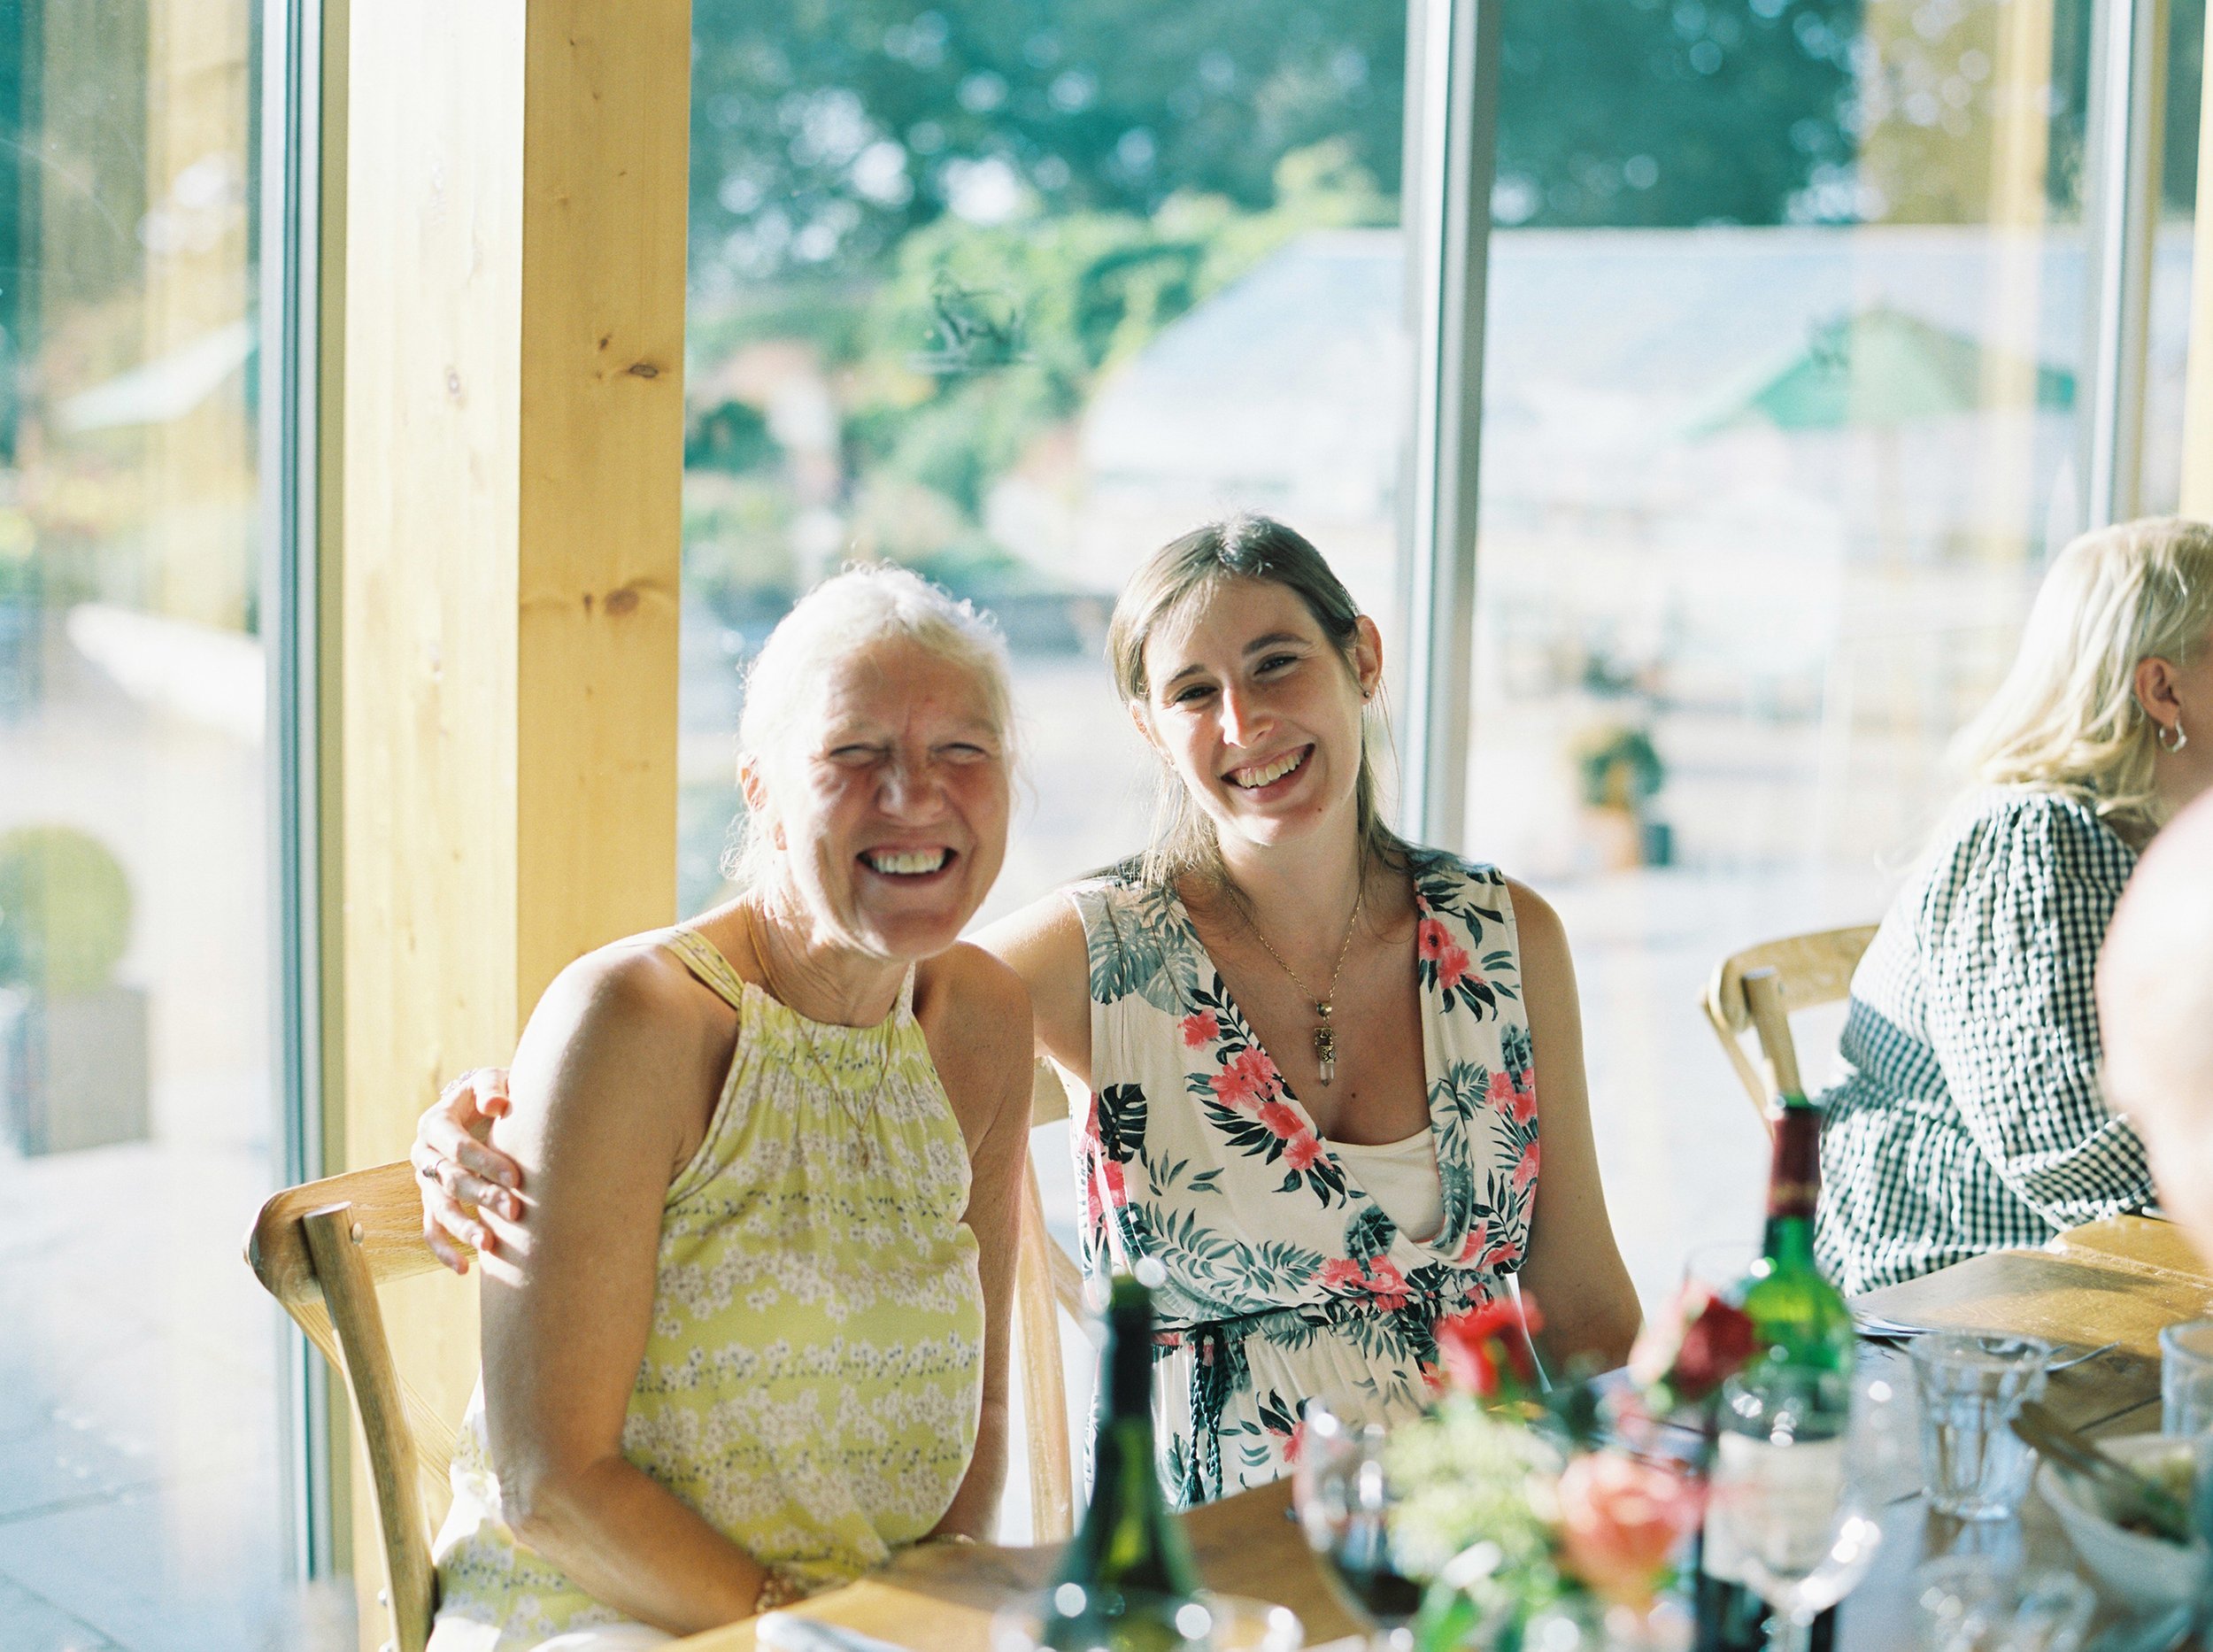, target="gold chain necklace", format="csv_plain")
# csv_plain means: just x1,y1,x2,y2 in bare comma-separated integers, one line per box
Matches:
744,905,897,1168
1241,882,1365,1086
